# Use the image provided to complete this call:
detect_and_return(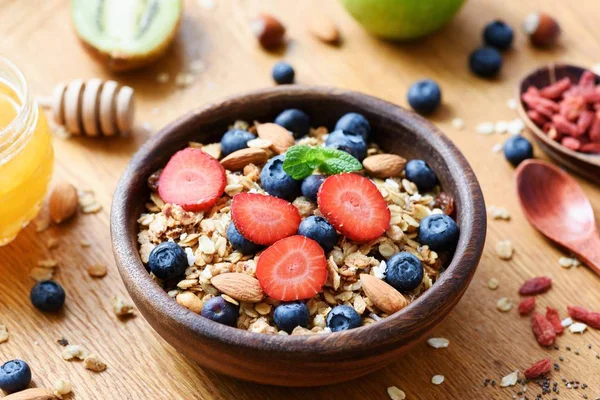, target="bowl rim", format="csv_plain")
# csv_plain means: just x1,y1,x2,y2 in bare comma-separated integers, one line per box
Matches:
516,63,600,167
111,85,486,356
